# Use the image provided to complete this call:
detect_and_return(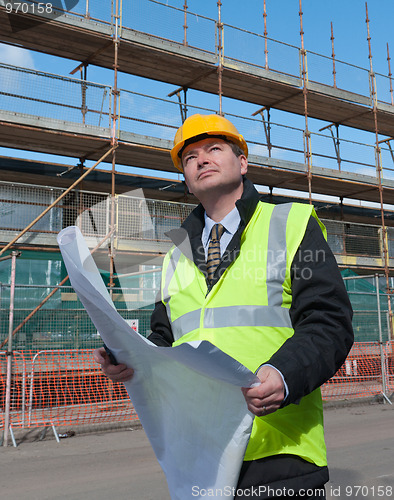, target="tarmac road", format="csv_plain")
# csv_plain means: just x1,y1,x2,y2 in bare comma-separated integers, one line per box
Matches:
0,402,393,500
324,402,394,500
